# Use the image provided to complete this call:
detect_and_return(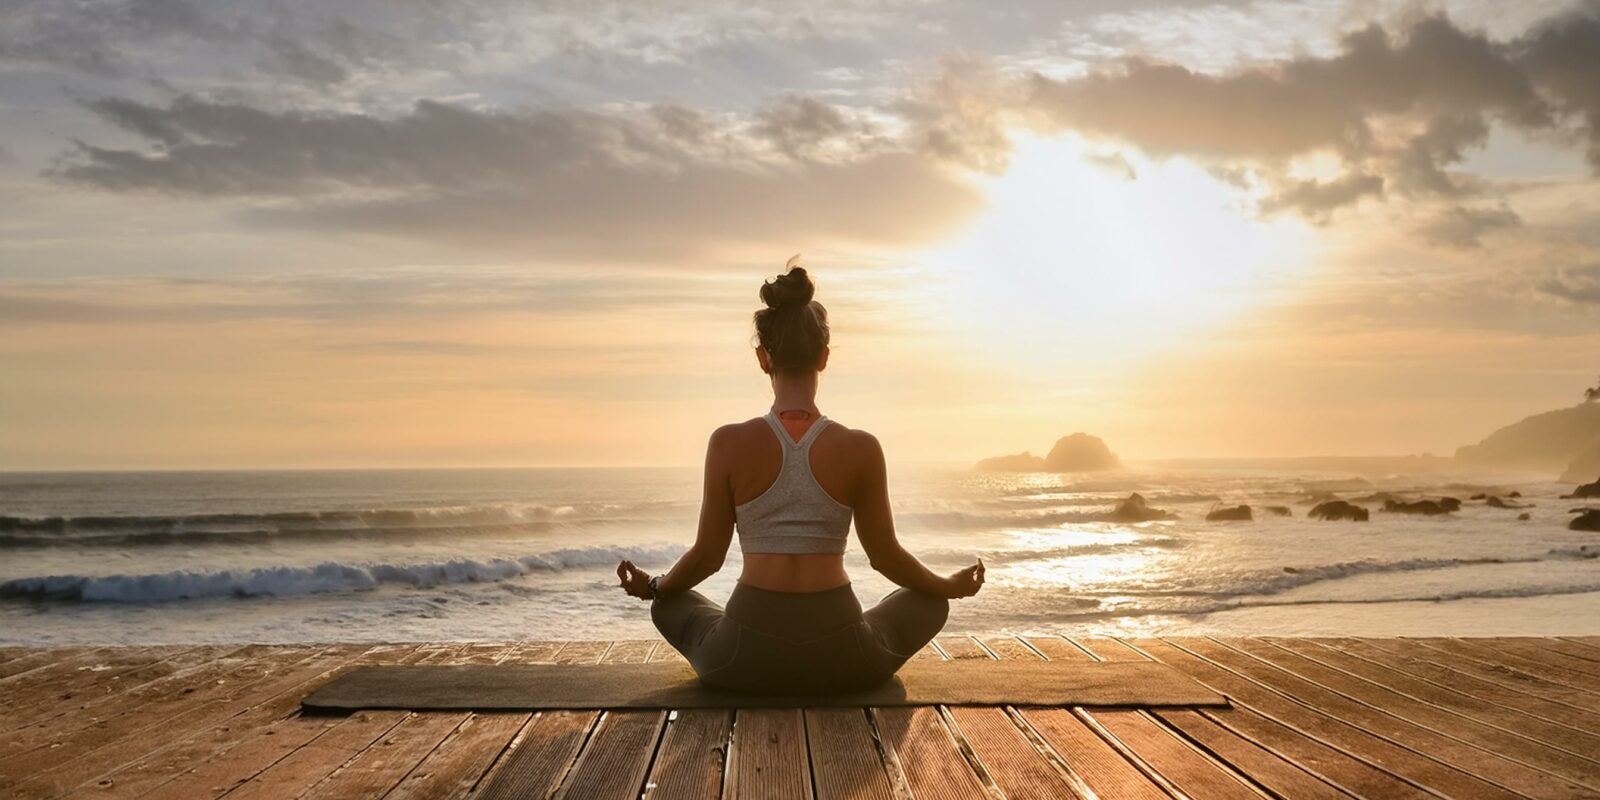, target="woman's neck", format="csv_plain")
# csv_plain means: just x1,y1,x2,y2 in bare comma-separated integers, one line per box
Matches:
770,372,820,417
